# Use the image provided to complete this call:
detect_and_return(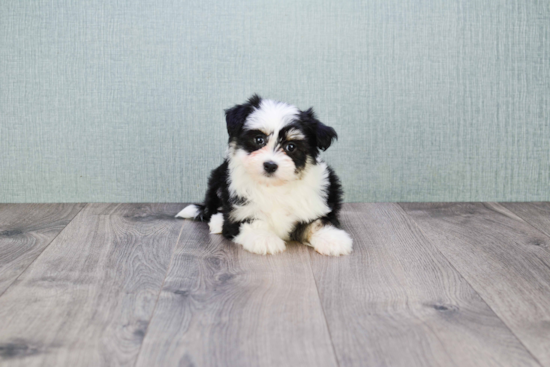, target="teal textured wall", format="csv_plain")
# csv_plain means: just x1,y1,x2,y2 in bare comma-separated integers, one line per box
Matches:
1,0,549,203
